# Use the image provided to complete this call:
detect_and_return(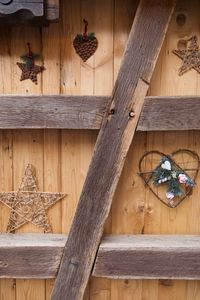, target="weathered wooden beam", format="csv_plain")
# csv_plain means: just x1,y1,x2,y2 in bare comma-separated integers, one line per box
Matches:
46,0,59,21
93,235,200,280
0,95,200,130
50,1,176,300
137,96,200,131
0,95,108,129
0,233,67,278
0,234,199,280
